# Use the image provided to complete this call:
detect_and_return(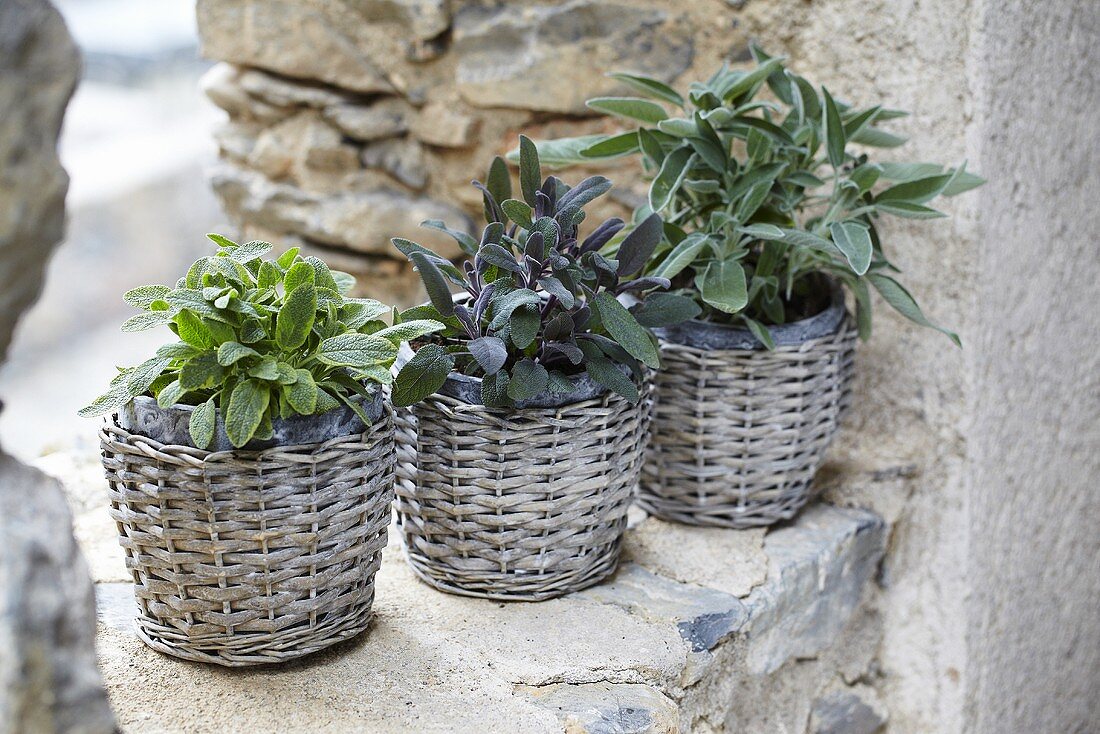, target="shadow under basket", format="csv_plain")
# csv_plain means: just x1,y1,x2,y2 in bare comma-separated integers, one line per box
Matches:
99,406,395,666
394,377,652,602
639,300,857,529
